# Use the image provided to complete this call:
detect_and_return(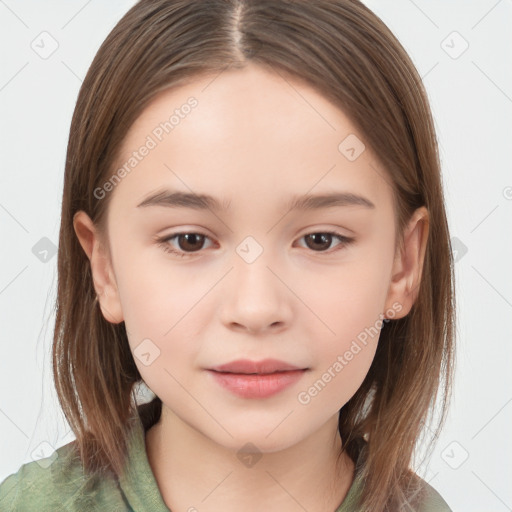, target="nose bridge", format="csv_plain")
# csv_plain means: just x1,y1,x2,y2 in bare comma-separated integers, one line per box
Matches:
220,234,292,332
233,234,280,305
